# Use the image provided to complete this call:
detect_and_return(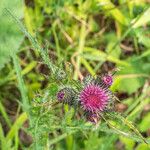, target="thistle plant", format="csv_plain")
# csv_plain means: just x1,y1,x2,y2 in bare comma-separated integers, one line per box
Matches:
3,5,150,150
55,72,148,144
56,73,115,124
